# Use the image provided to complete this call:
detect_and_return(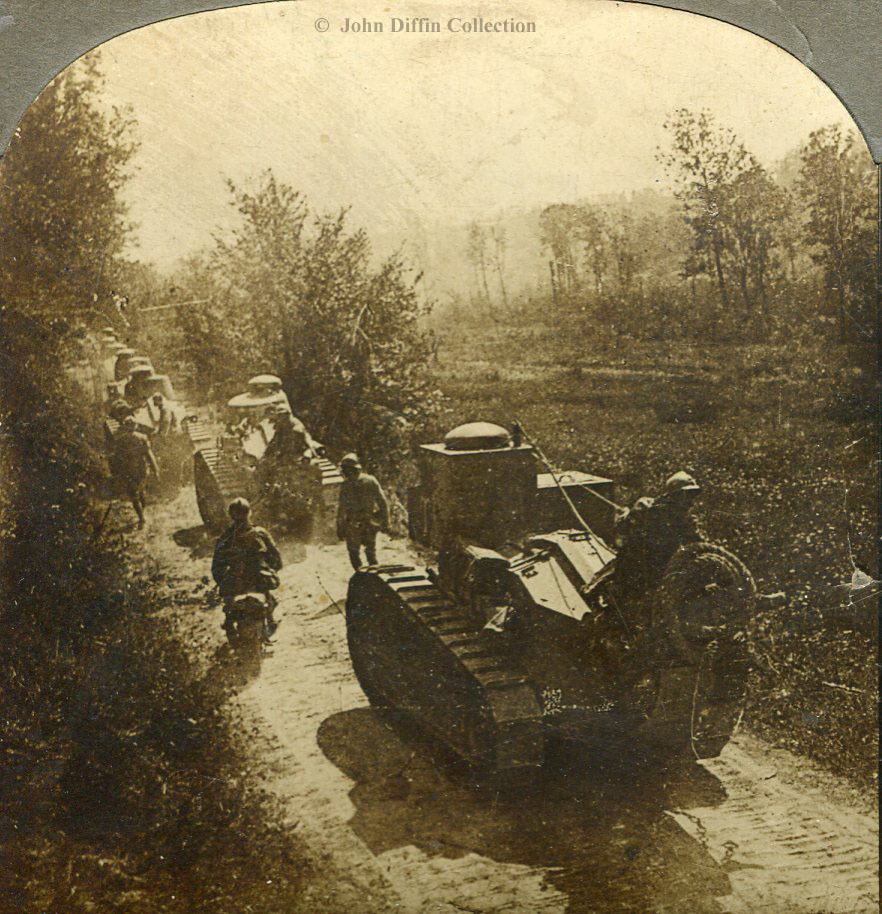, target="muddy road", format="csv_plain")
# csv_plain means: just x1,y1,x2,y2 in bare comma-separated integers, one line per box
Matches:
138,491,877,914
